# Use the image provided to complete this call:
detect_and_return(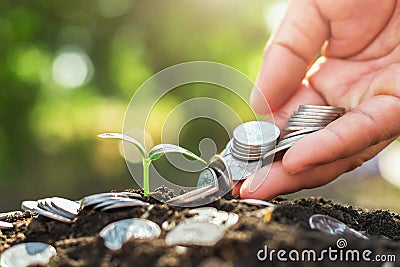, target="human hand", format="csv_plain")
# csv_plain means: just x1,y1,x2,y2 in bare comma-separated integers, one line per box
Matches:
234,0,400,199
